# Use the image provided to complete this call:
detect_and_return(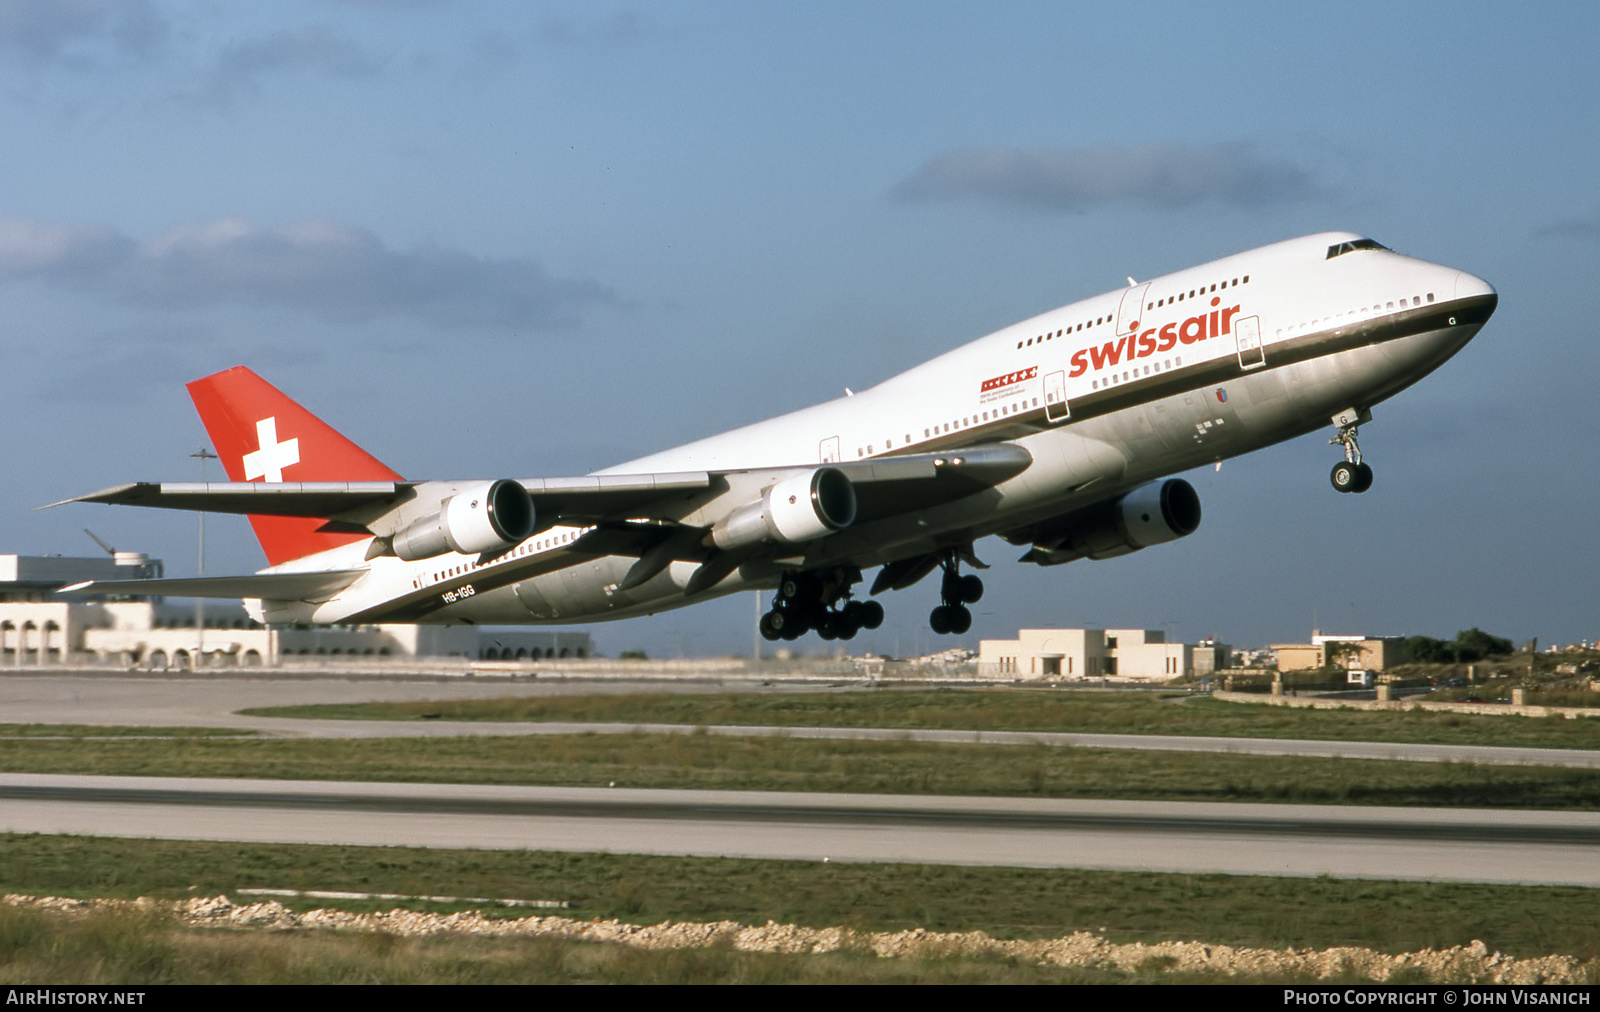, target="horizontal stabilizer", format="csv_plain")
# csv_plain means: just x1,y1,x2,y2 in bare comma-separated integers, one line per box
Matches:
46,482,403,516
57,569,367,602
